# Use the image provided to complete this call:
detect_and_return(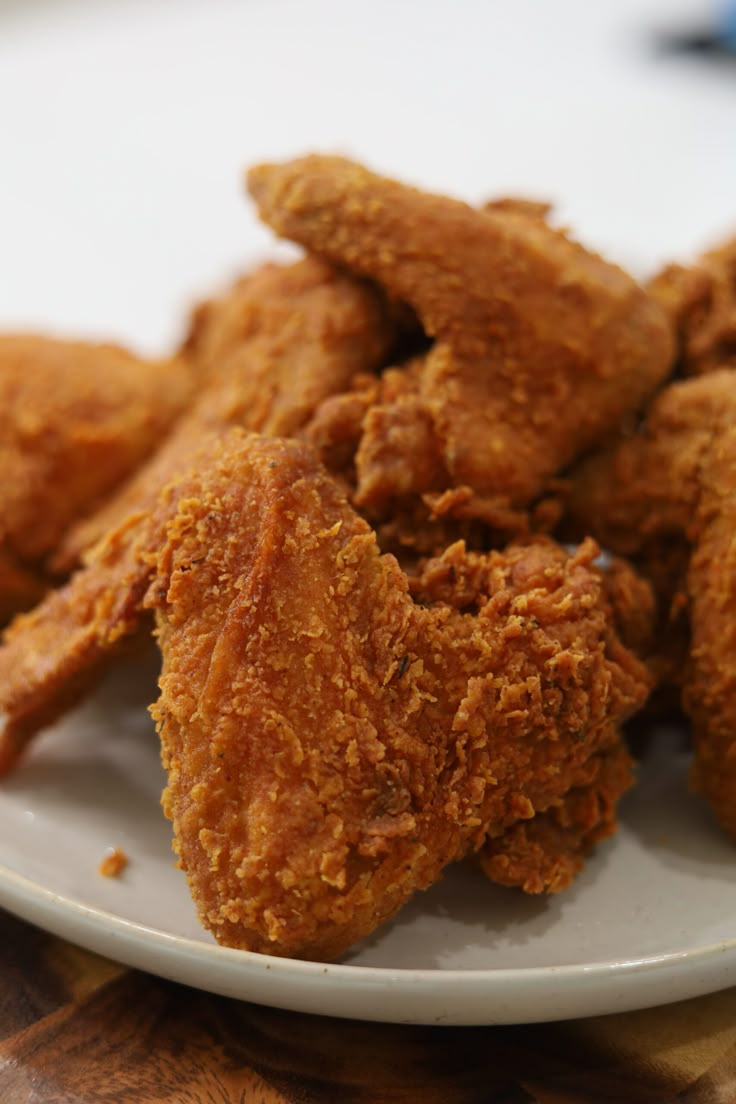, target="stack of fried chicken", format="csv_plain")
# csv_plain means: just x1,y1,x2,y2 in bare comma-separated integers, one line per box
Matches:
0,156,733,961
